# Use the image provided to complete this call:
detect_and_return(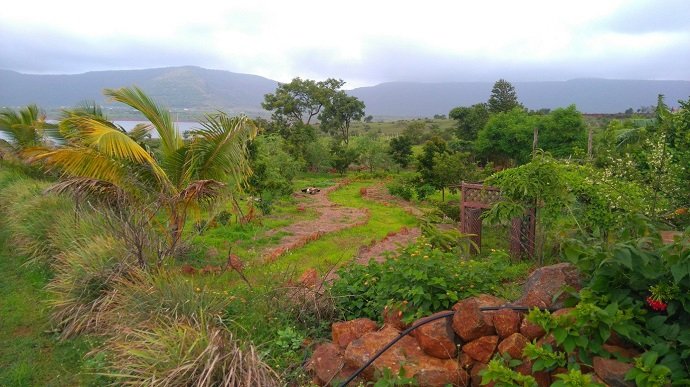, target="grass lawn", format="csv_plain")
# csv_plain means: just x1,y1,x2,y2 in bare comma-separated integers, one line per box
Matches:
0,226,100,387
